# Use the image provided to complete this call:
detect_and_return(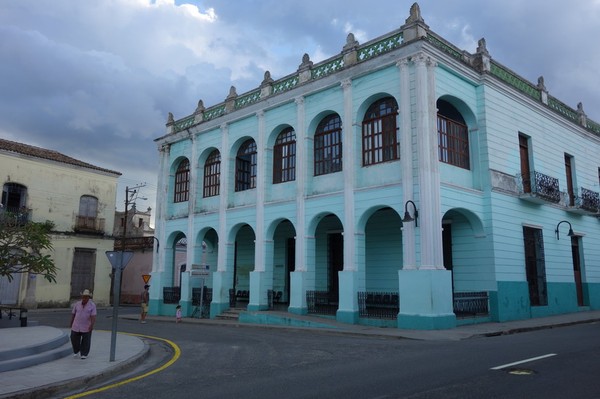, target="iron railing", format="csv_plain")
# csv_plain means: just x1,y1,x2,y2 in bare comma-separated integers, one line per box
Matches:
574,187,600,213
163,287,181,304
358,291,399,319
519,171,560,203
306,290,337,315
267,290,283,310
453,291,489,316
74,216,106,233
192,287,212,318
0,207,31,226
